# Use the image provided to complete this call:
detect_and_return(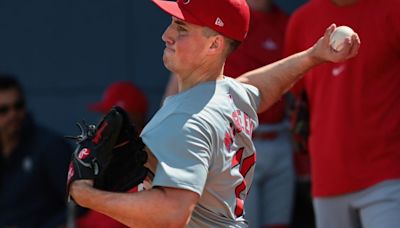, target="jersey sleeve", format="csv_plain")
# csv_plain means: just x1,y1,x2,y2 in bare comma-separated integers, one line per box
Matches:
242,83,261,113
141,113,213,196
229,77,261,115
